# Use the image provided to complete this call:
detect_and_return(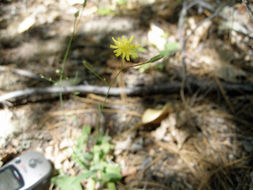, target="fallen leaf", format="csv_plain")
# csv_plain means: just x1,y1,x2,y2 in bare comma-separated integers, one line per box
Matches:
153,112,196,149
142,102,171,124
152,116,172,140
18,16,35,33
